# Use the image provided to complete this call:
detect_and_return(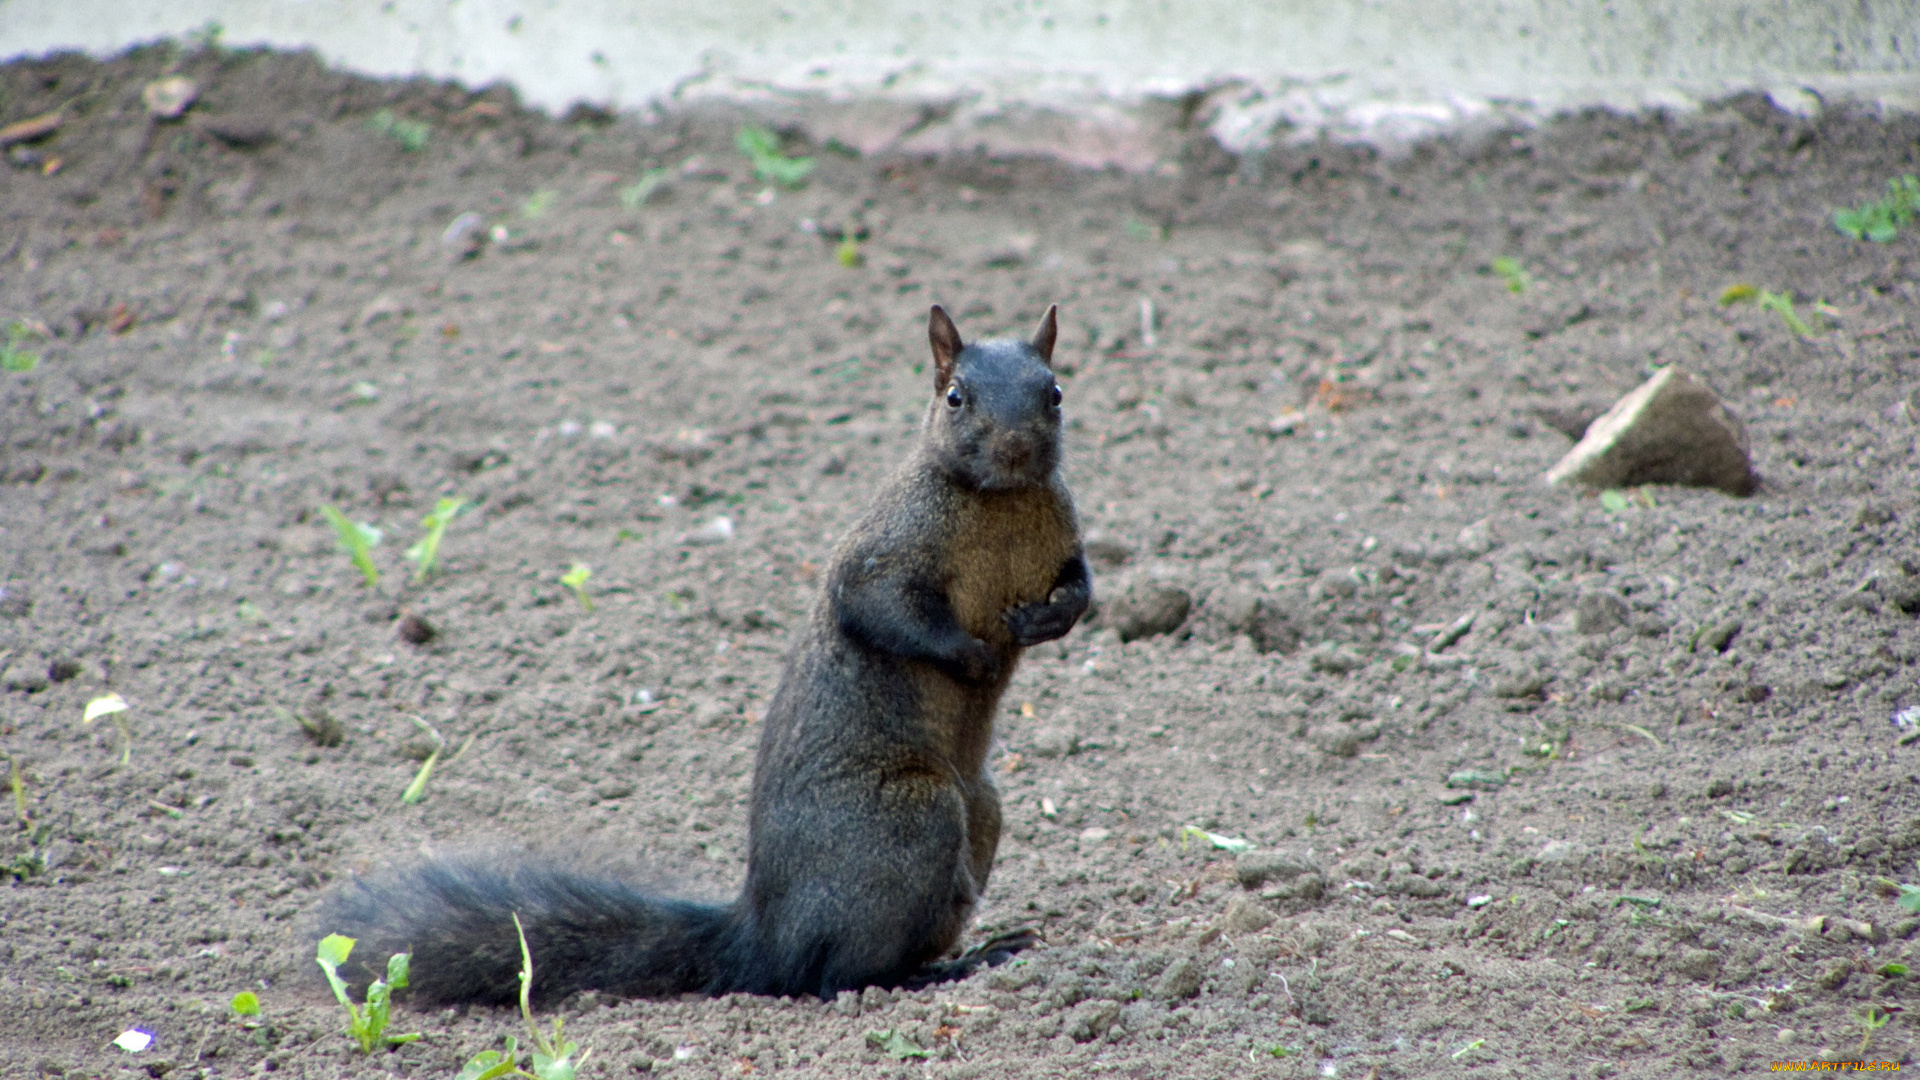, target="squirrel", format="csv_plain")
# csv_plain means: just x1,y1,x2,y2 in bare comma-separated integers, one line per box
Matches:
323,304,1092,1004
